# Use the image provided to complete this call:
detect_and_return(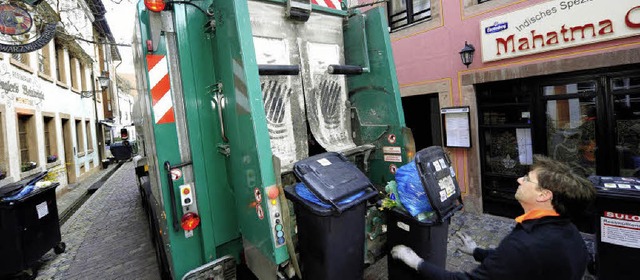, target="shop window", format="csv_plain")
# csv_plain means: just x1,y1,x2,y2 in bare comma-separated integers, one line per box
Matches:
43,116,58,163
17,114,38,172
387,0,431,31
75,119,85,155
544,97,597,177
612,76,640,177
612,76,640,91
543,82,596,96
86,120,93,151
